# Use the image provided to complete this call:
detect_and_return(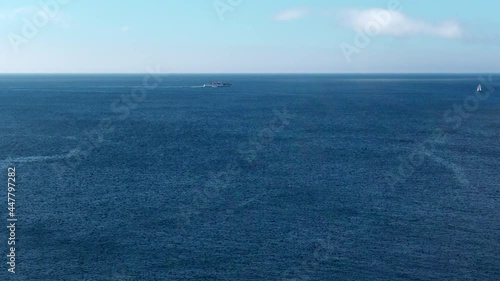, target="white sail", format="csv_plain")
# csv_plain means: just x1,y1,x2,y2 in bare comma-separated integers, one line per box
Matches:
477,84,482,92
